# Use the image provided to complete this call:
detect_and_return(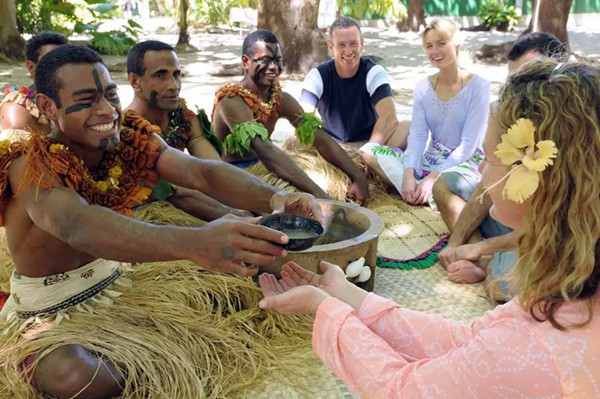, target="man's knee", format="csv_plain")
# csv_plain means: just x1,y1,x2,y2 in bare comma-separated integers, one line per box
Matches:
35,345,110,398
